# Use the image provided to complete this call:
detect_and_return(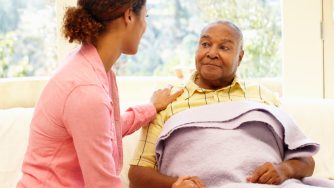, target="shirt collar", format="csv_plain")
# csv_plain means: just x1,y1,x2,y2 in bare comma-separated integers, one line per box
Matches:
184,71,246,97
79,44,110,94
